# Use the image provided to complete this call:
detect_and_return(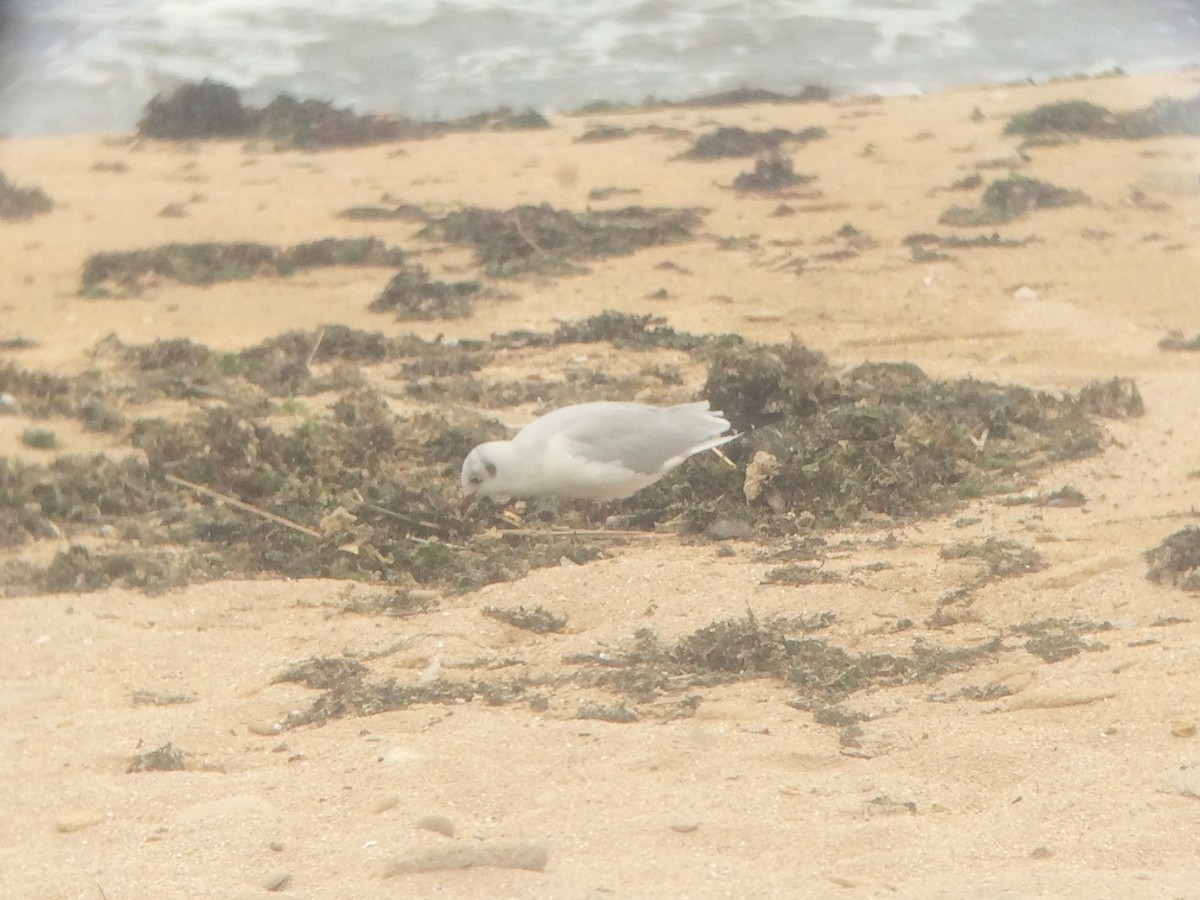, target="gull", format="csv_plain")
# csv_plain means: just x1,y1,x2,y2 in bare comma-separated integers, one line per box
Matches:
460,400,736,507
